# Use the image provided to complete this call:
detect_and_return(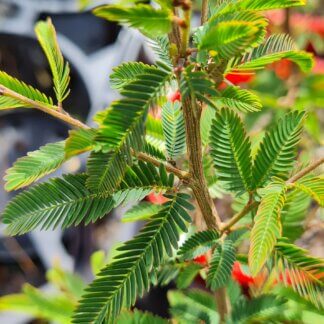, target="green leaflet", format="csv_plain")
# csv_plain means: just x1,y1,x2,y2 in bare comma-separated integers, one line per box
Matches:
178,230,219,260
199,11,267,58
215,86,262,112
122,201,163,223
4,141,66,191
87,66,170,194
117,309,168,324
110,62,152,90
168,289,219,324
2,161,174,235
274,239,324,309
72,193,193,323
292,176,324,207
176,263,203,289
206,240,236,290
215,0,306,15
93,4,172,38
252,111,305,188
210,108,253,193
65,128,96,159
35,18,70,104
228,294,287,324
162,101,186,160
0,71,53,108
249,181,287,275
228,34,313,73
